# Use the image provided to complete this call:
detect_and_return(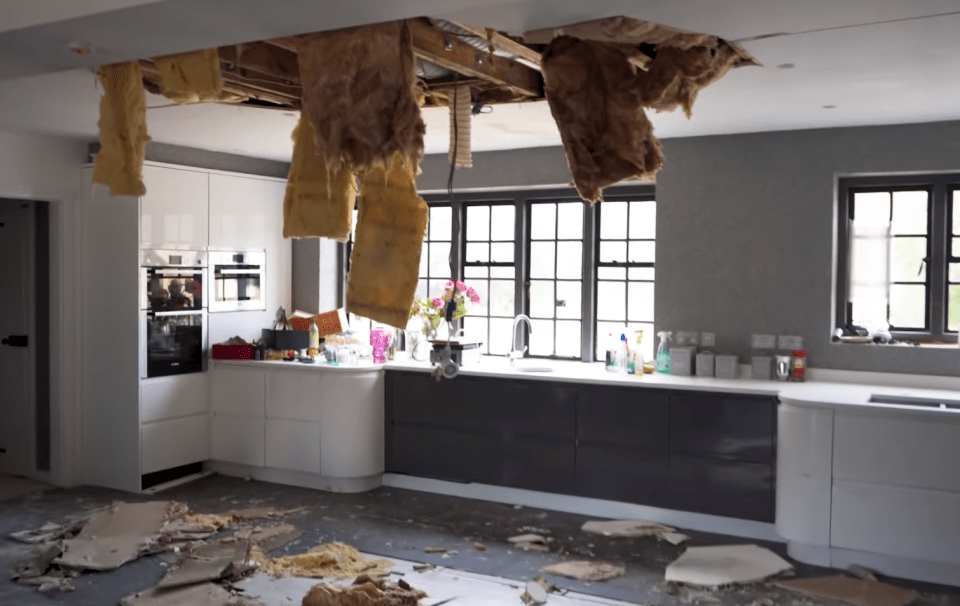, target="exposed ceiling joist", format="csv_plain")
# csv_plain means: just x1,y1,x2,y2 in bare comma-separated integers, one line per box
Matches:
408,17,542,99
449,22,543,69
